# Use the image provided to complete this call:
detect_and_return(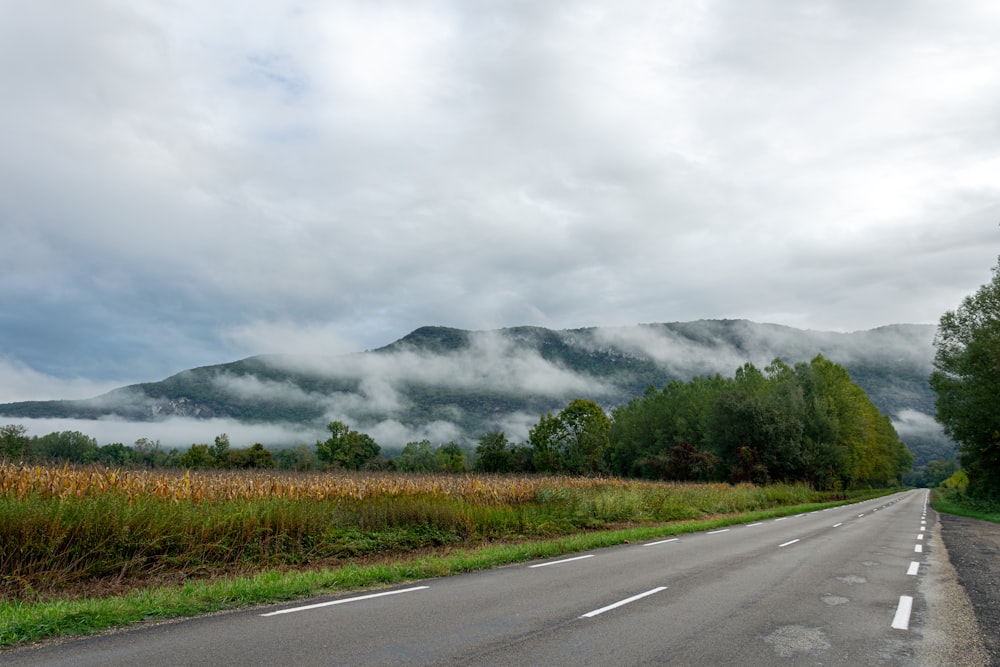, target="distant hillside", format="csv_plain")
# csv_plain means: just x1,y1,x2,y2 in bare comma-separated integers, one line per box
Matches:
0,320,953,466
